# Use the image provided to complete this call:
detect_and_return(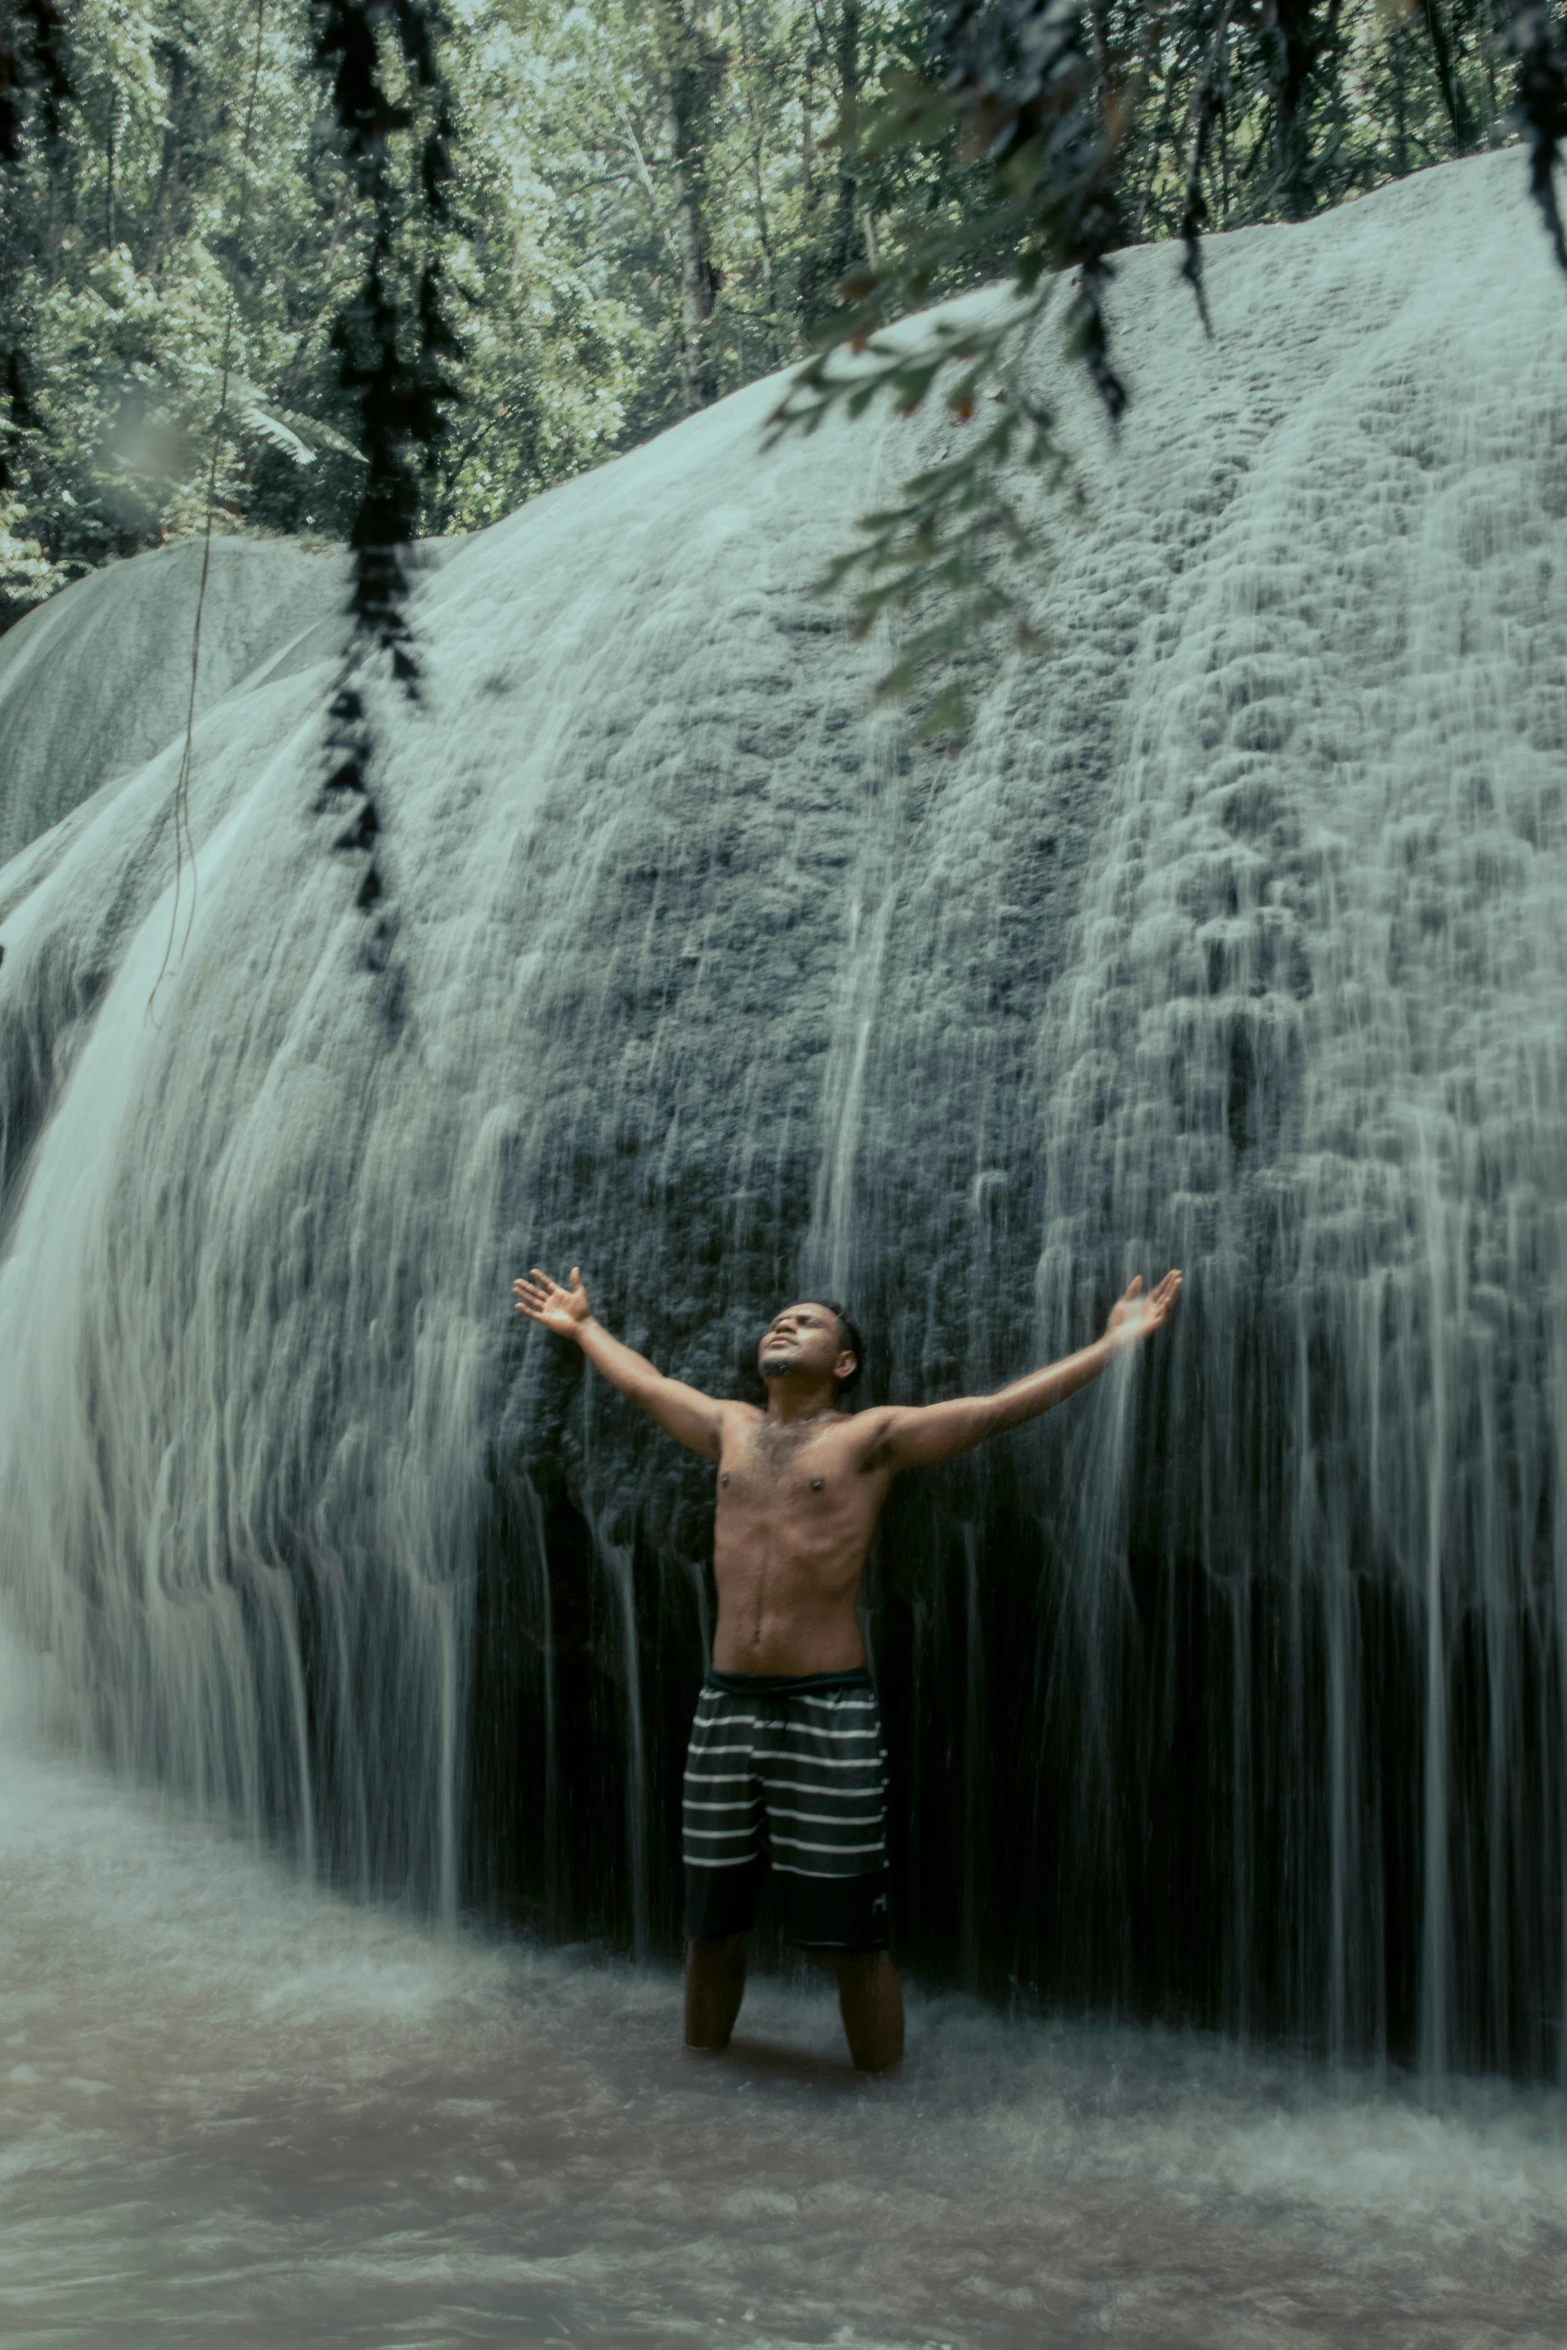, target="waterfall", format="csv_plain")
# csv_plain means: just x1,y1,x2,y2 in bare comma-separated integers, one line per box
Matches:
1,149,1563,2072
0,538,349,867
